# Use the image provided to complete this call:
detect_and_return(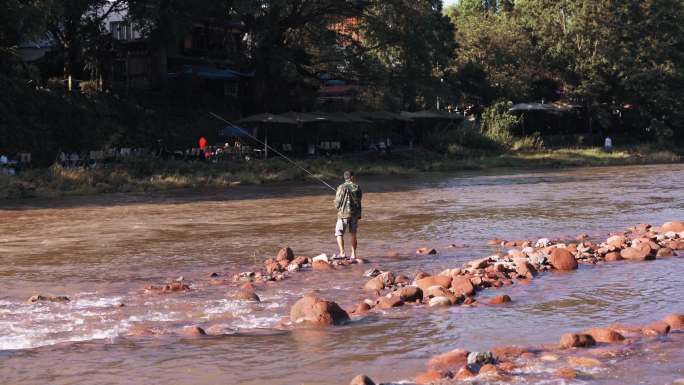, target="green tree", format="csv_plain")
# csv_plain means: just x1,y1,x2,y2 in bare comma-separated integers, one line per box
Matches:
357,0,456,110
